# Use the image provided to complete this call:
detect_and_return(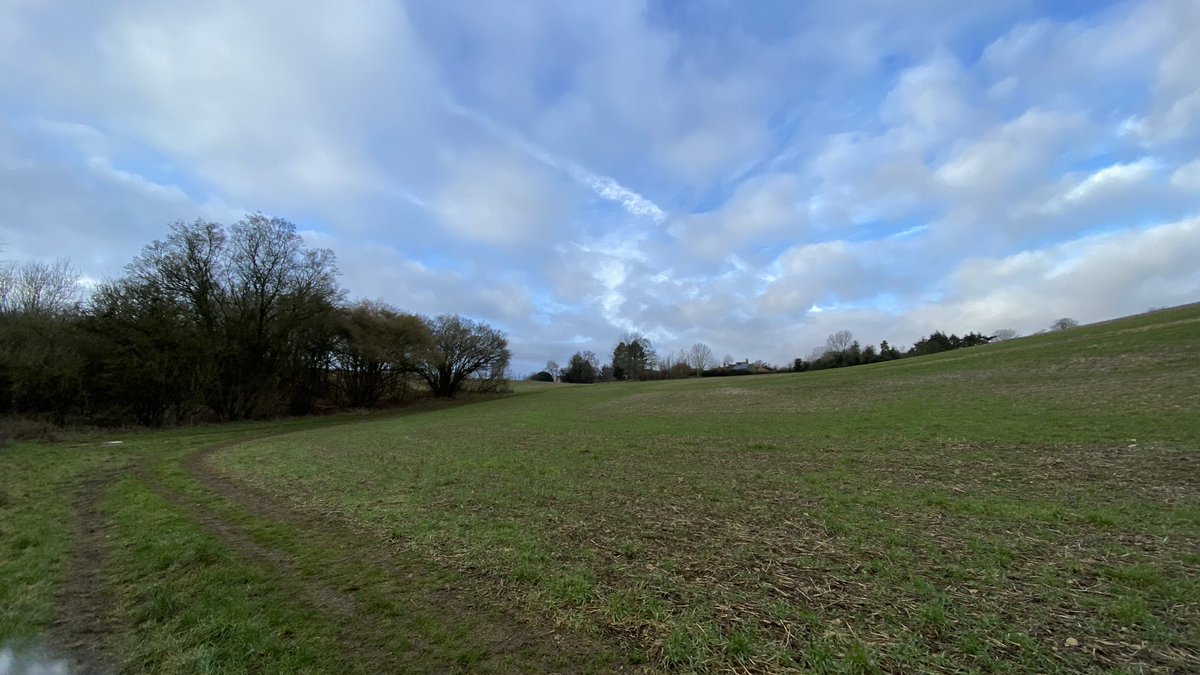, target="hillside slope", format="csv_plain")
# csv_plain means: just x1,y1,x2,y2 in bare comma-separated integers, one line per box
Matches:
215,304,1199,671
